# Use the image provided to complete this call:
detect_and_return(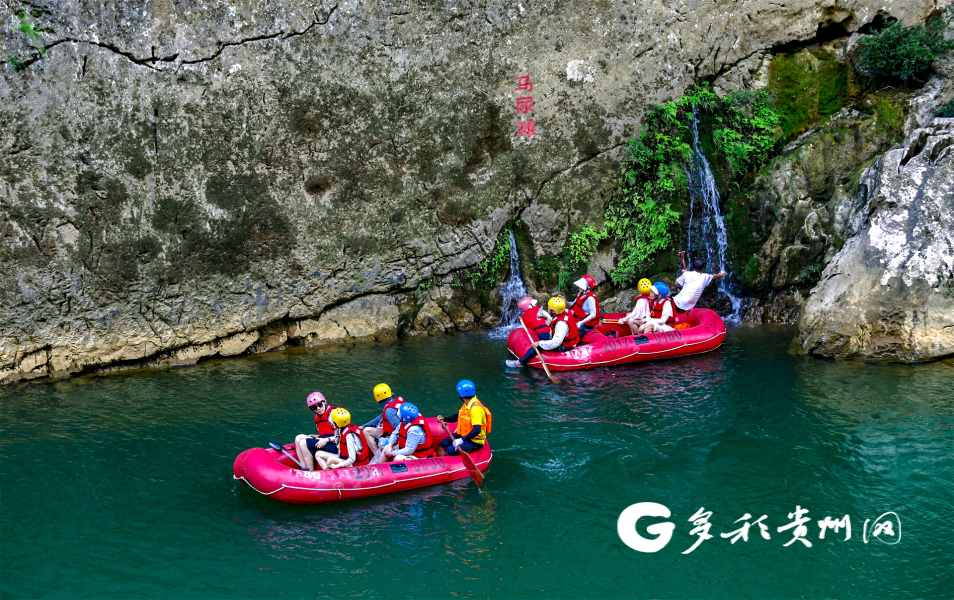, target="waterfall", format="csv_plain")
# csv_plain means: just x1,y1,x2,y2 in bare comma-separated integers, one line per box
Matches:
491,229,529,337
686,107,743,321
